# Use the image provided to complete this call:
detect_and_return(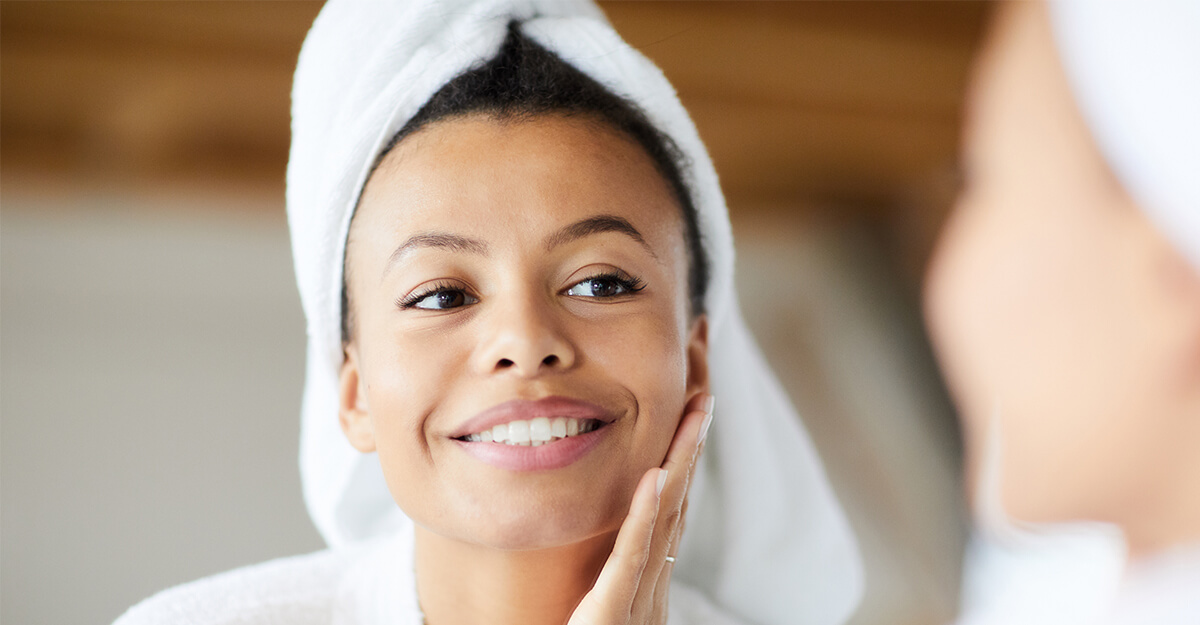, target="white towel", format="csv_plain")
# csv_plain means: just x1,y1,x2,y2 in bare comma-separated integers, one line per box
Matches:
1051,0,1200,273
284,1,862,625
